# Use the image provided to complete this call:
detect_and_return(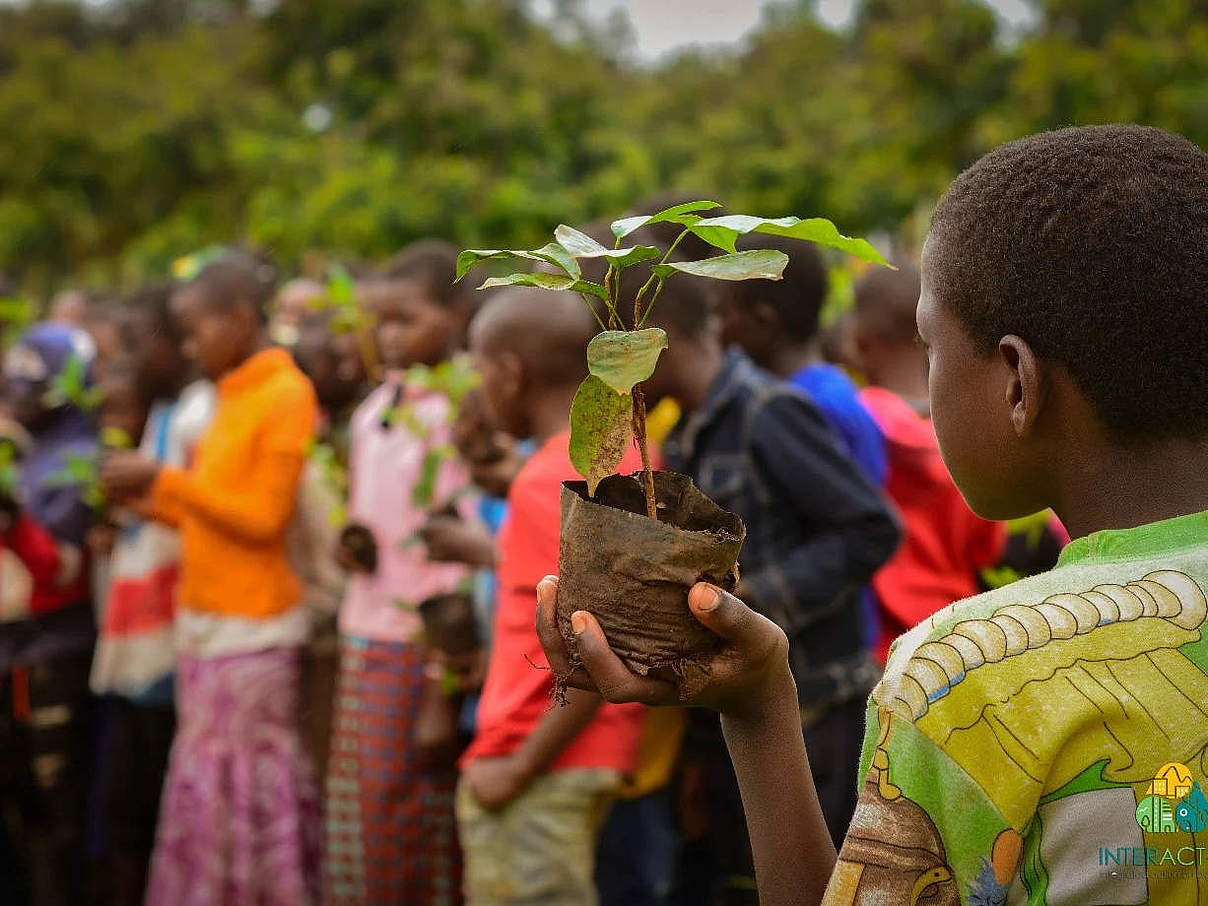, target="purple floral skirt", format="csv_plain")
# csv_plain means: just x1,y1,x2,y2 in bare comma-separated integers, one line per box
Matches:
146,647,322,906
